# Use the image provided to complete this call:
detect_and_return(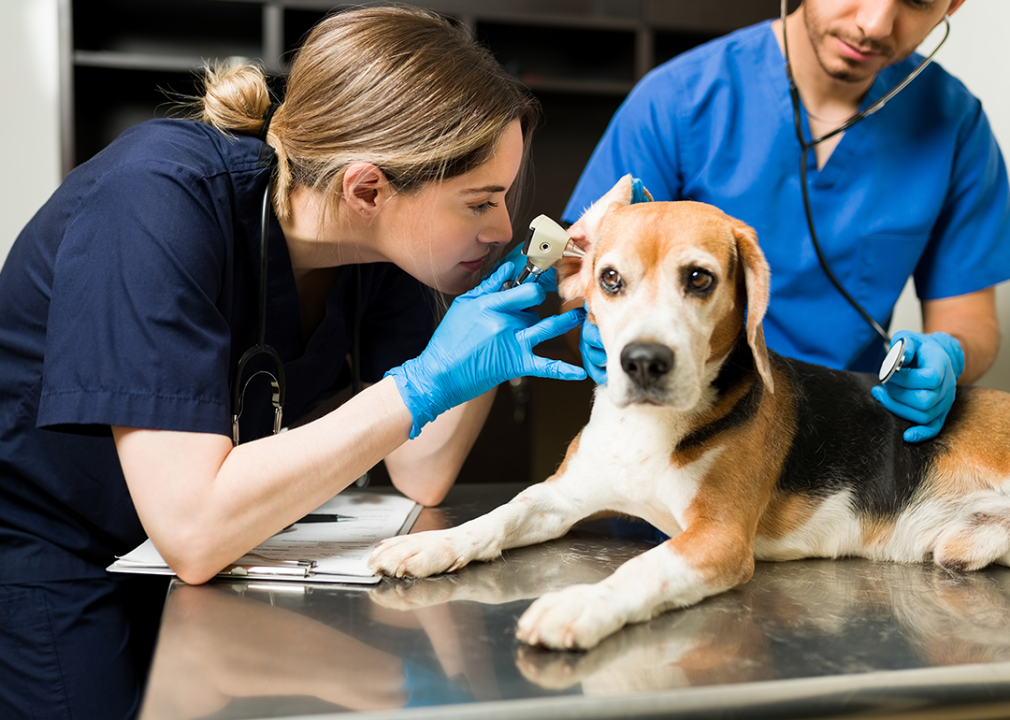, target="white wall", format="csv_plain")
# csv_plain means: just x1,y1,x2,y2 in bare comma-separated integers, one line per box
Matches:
893,0,1010,390
0,0,61,263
